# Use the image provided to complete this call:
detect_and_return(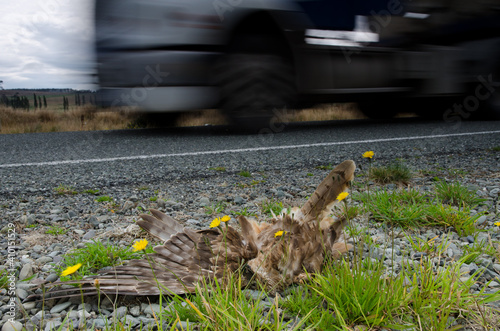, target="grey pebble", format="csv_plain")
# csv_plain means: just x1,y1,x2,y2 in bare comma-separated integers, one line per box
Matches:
50,301,72,314
122,200,135,210
15,288,29,300
475,215,487,226
83,229,96,240
113,306,128,319
19,263,33,281
1,321,23,331
199,197,210,207
44,320,62,331
129,305,141,317
142,303,161,315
